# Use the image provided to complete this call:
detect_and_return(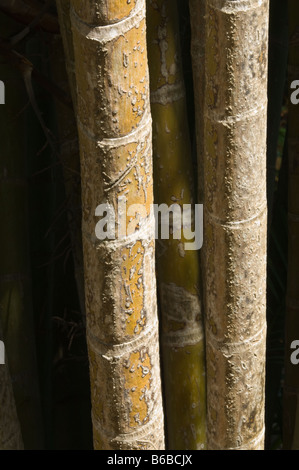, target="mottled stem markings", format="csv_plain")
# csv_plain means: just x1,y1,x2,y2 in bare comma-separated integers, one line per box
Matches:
70,0,165,450
146,0,206,449
203,0,268,450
